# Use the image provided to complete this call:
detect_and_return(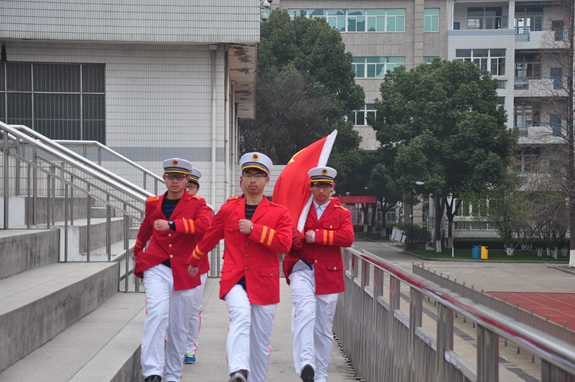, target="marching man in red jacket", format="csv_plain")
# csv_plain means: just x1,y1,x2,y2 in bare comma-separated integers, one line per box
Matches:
132,158,211,382
283,166,354,382
188,152,292,382
183,167,213,365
